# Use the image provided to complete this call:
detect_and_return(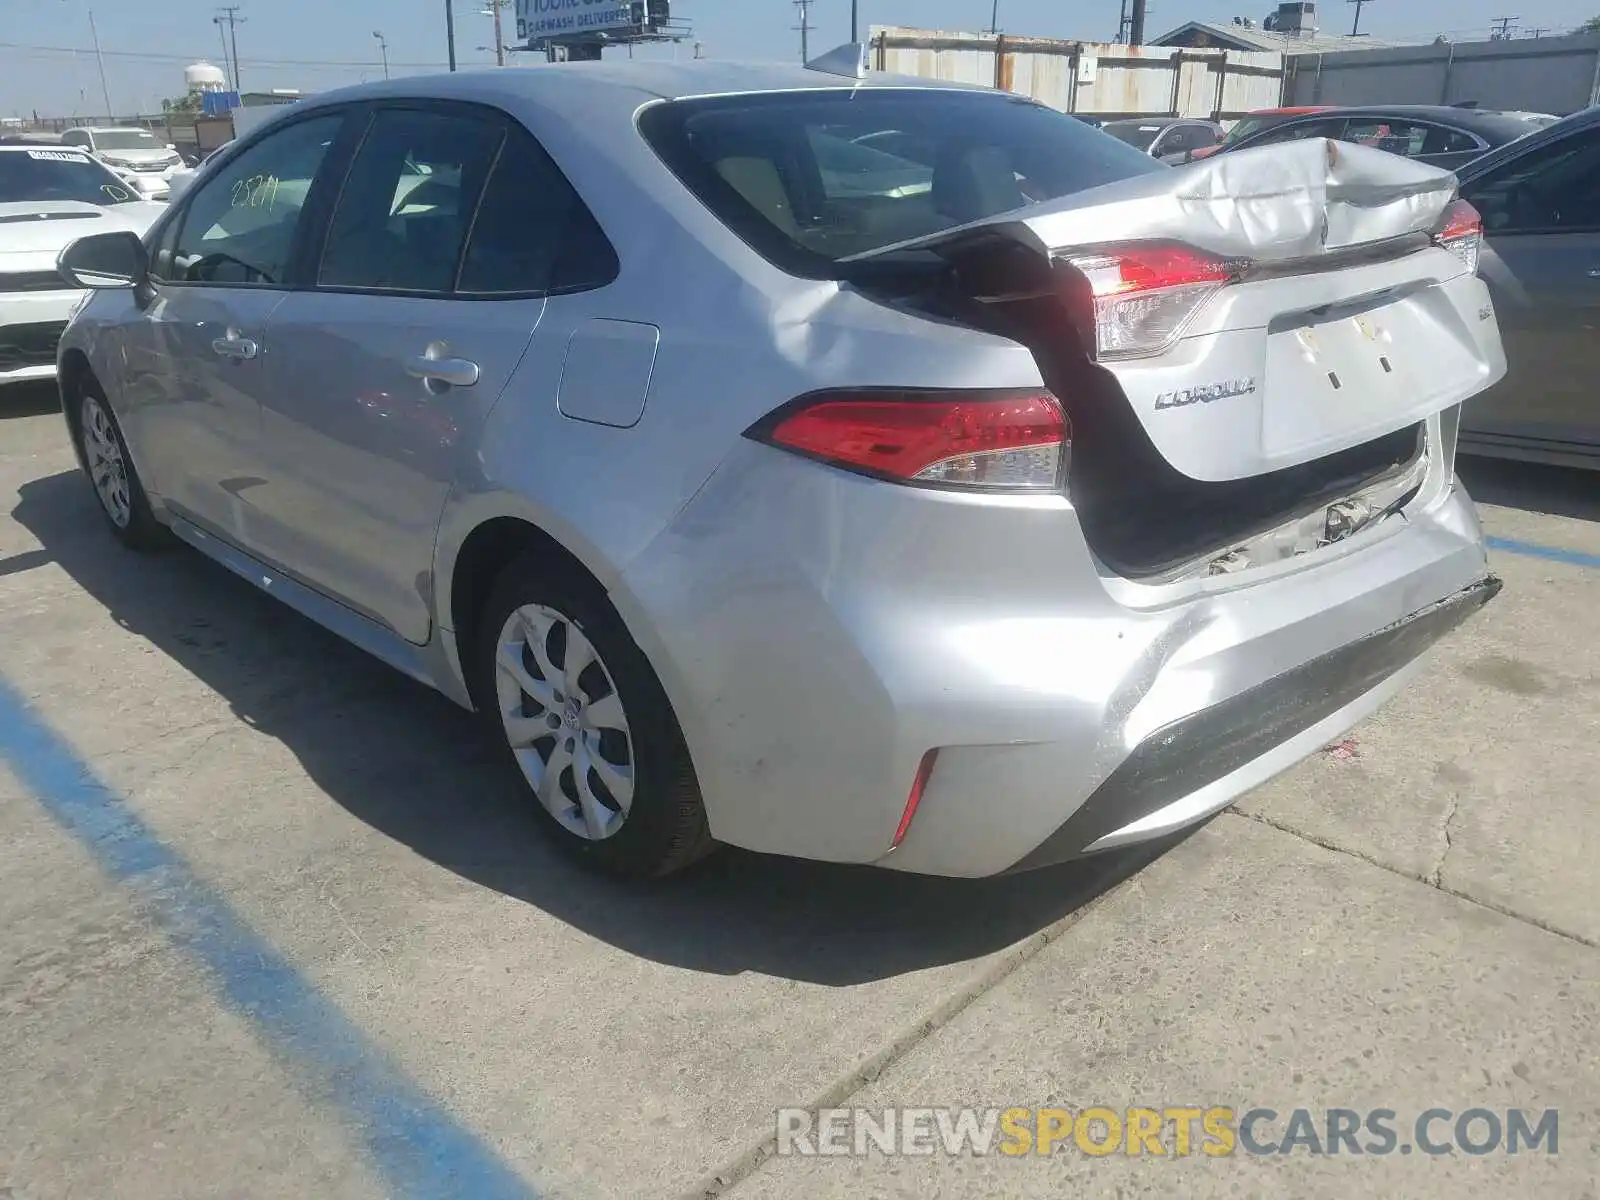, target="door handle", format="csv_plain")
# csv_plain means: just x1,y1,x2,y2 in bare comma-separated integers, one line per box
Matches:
404,352,480,389
211,332,258,360
1587,268,1600,279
